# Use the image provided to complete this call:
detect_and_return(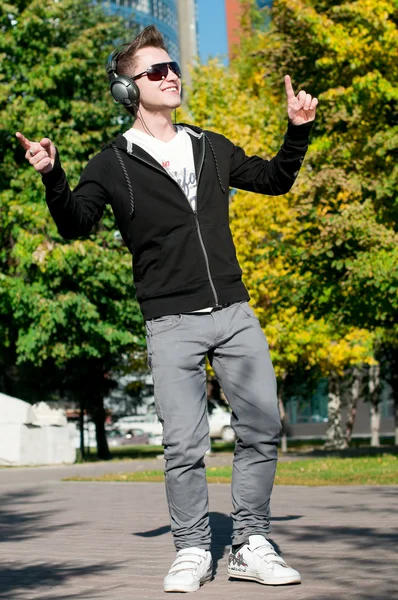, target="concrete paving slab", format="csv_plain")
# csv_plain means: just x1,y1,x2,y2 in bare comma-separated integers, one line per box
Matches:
0,465,396,600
